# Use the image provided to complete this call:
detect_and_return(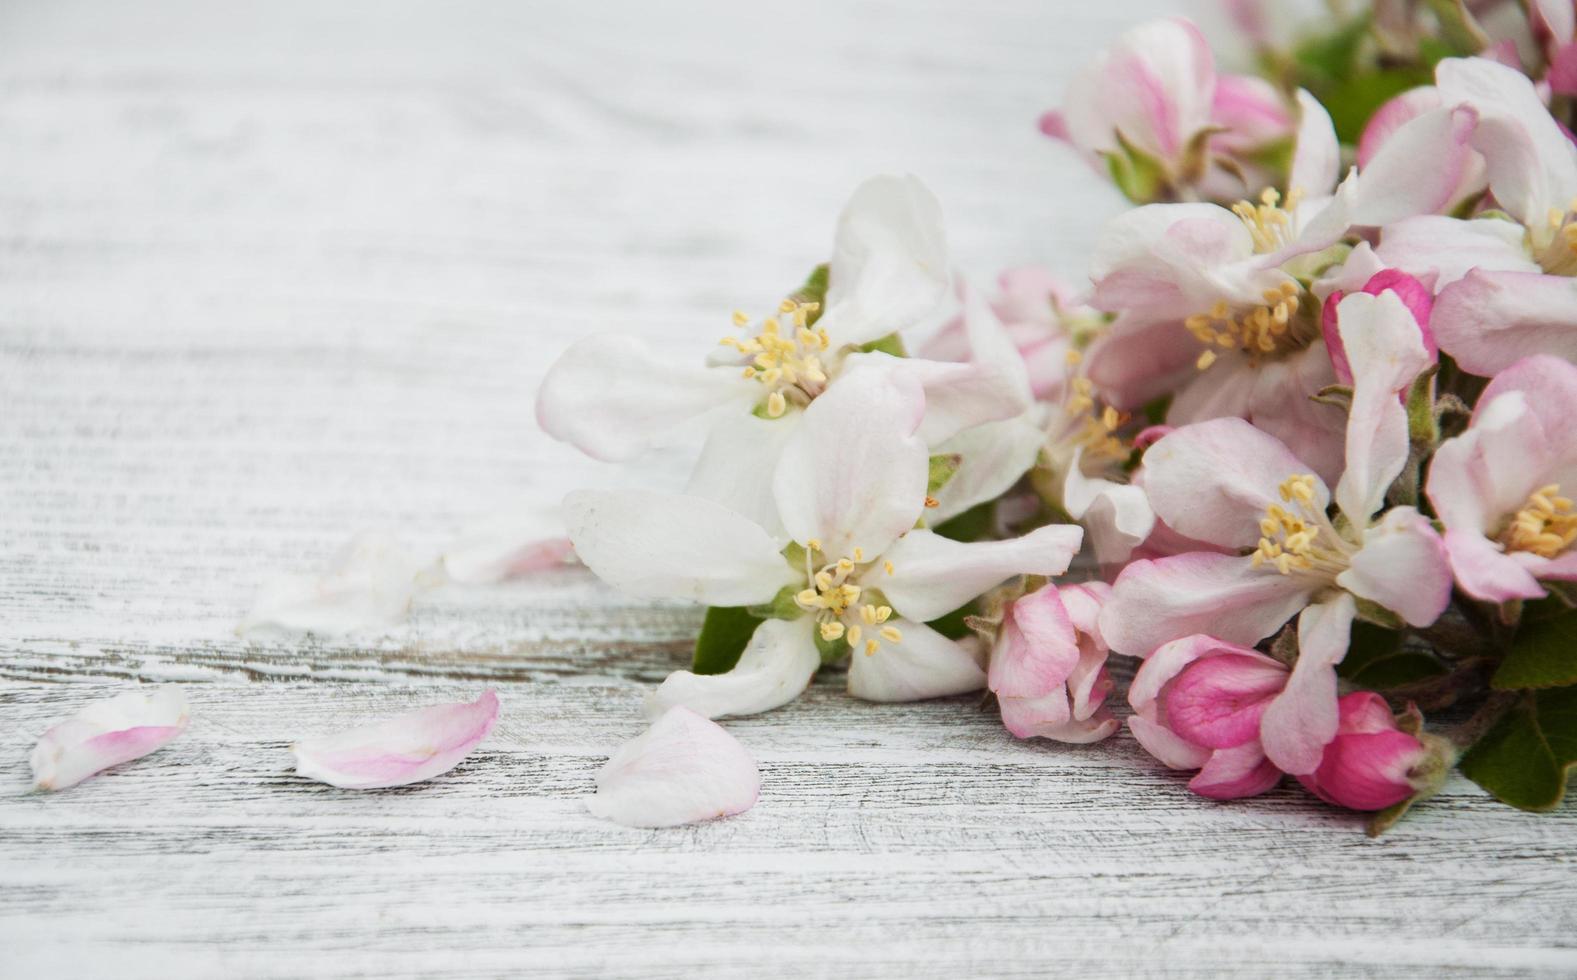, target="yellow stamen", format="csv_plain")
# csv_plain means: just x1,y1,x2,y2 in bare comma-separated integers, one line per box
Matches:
1501,483,1577,558
820,621,845,641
